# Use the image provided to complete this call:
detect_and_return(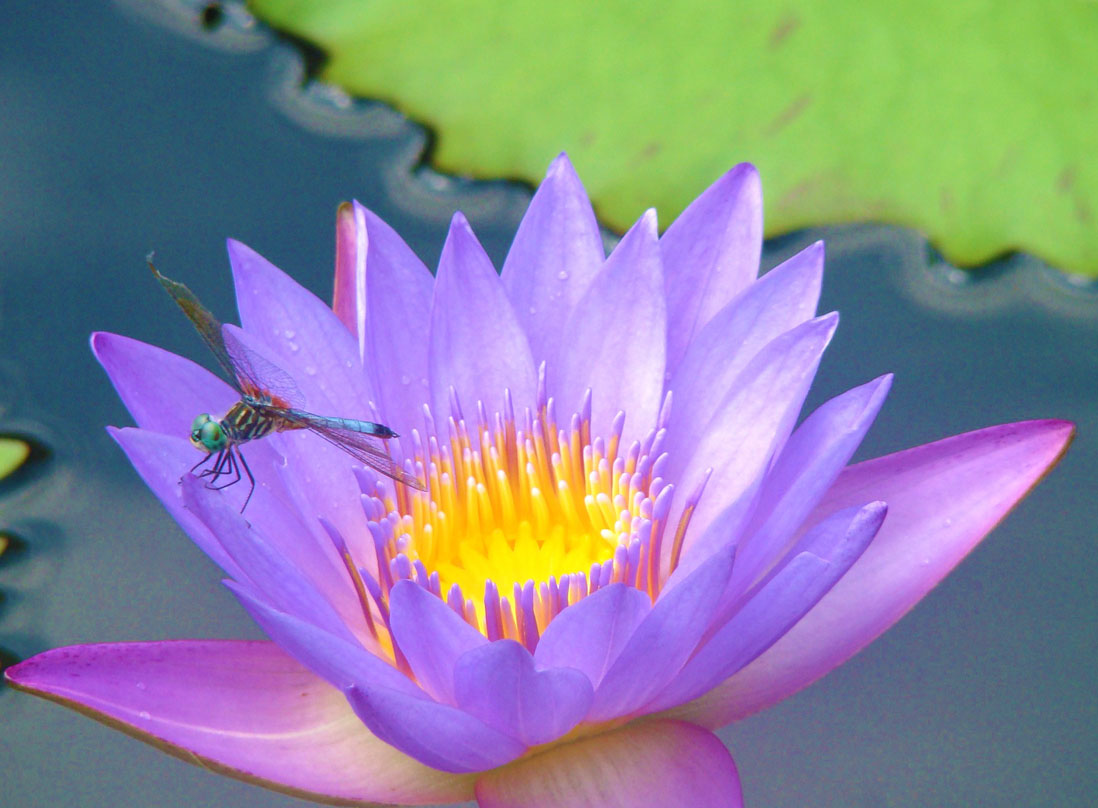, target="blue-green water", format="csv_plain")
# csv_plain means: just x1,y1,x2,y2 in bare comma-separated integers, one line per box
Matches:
0,3,1094,806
